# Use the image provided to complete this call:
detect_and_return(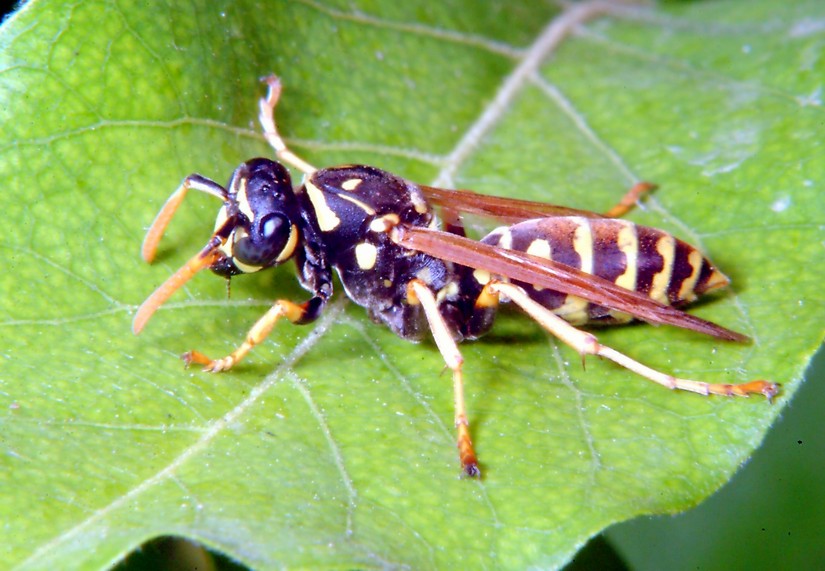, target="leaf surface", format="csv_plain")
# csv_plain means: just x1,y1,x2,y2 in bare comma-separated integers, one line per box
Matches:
1,1,823,569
